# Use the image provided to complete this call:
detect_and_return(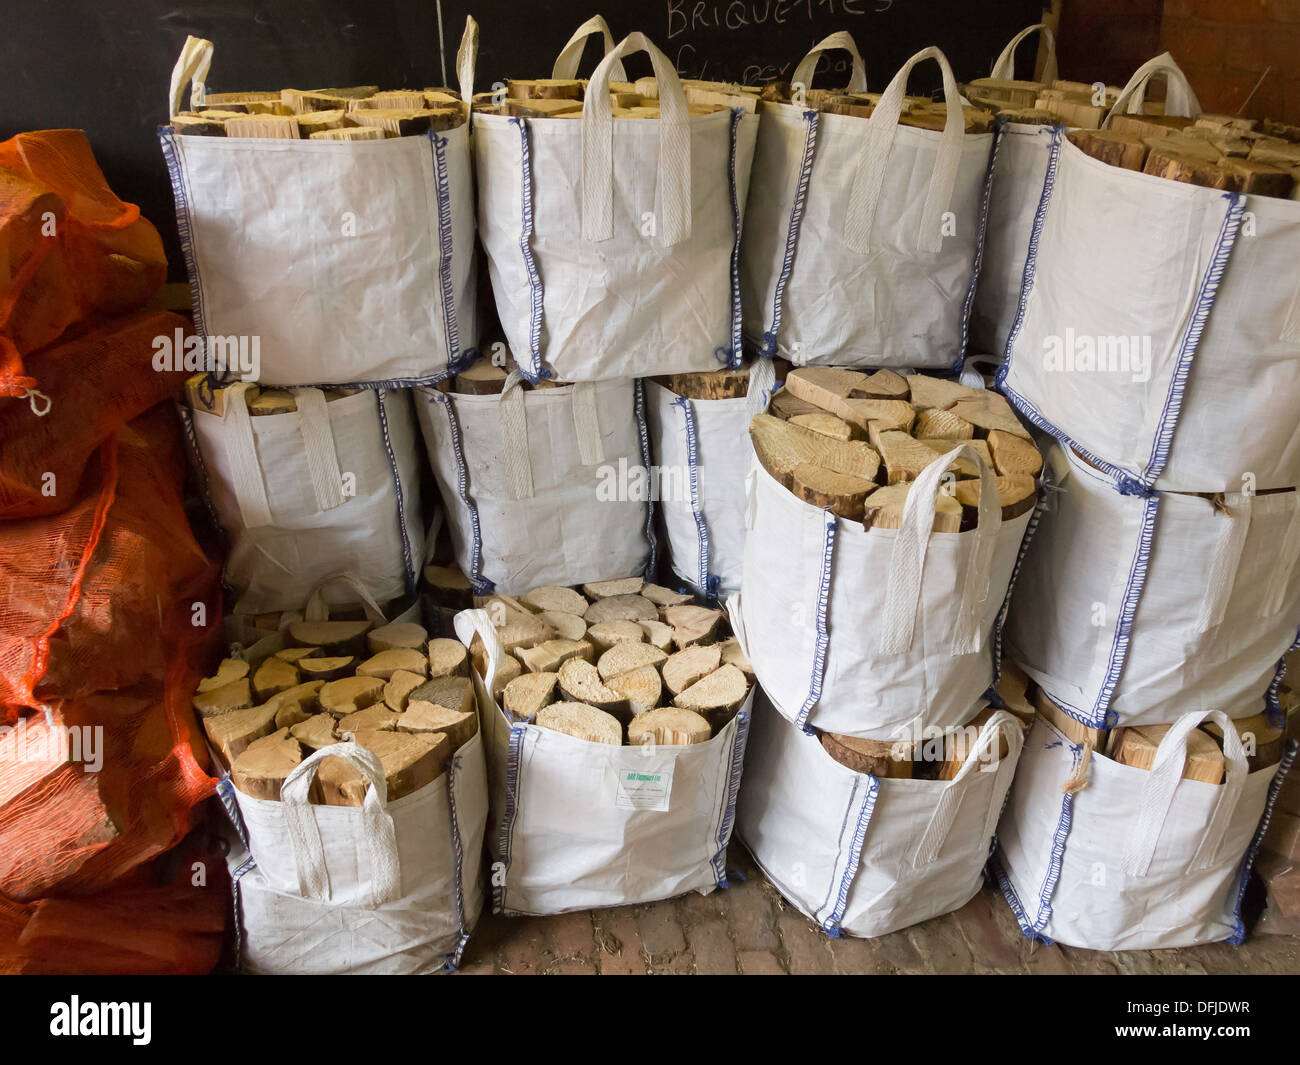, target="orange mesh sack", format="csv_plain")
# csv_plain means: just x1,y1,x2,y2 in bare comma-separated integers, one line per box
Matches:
0,309,191,520
0,129,167,399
